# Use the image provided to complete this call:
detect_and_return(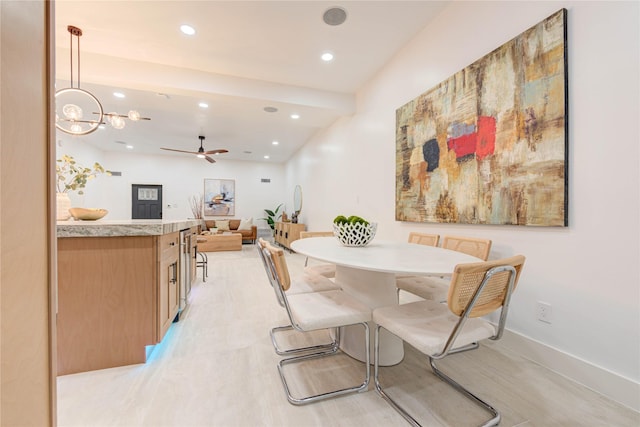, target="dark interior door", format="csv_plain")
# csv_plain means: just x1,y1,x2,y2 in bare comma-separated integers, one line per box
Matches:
132,184,163,219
